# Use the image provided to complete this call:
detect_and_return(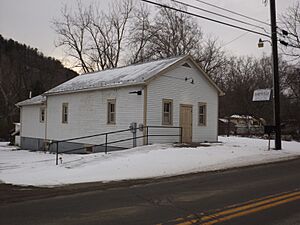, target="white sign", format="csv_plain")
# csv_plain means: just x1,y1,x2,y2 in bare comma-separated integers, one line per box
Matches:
252,89,272,101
